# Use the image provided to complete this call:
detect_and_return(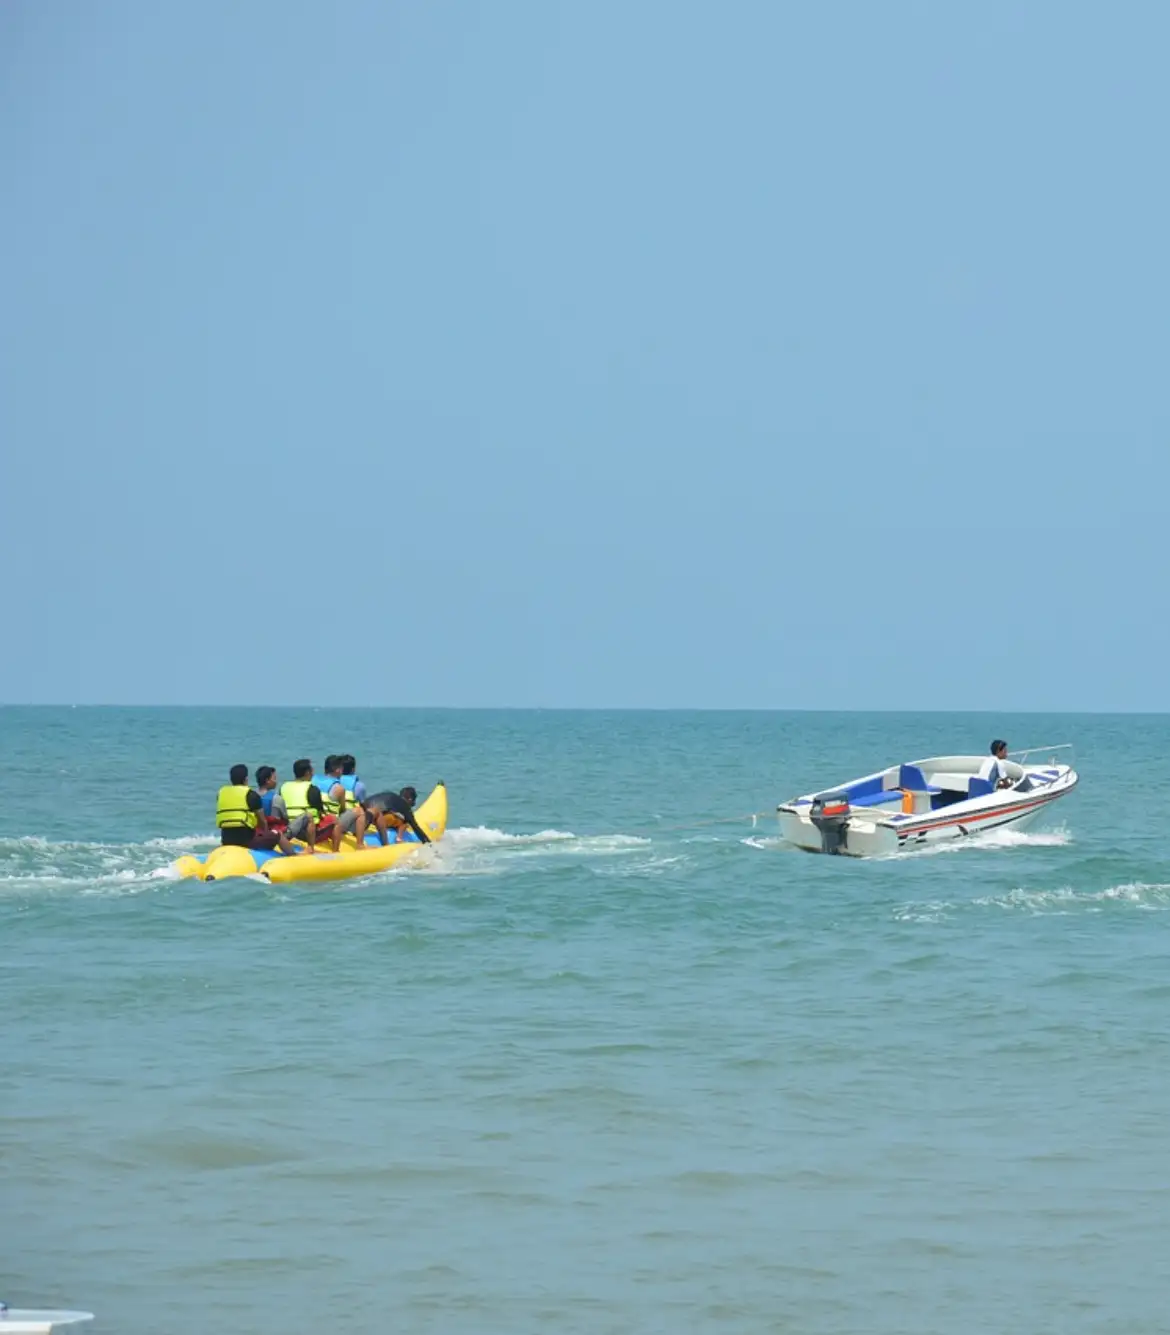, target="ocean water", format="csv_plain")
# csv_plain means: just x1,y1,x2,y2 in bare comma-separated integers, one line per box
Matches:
3,707,1169,1335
